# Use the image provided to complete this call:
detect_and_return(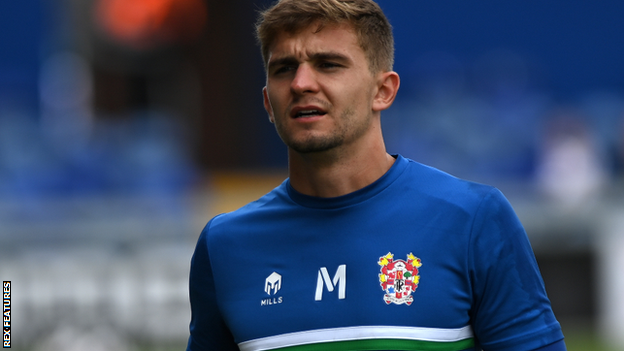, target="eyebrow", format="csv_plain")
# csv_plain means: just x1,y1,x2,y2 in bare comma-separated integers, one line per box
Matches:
268,52,351,71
